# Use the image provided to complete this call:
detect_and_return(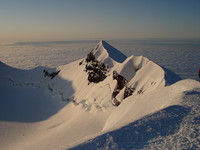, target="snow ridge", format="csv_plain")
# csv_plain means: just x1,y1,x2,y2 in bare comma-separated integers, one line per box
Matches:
91,40,127,67
62,40,181,107
0,41,199,150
